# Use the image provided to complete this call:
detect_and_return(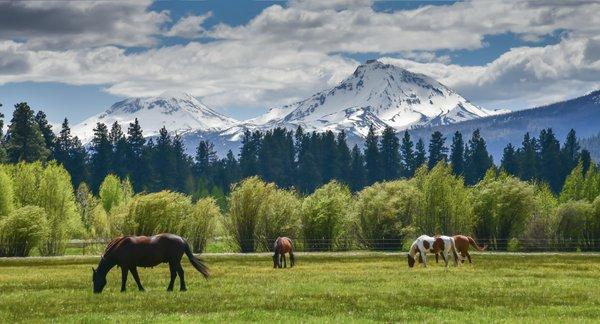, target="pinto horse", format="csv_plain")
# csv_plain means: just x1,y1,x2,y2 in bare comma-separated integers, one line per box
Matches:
92,233,209,293
273,237,295,268
407,235,459,268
